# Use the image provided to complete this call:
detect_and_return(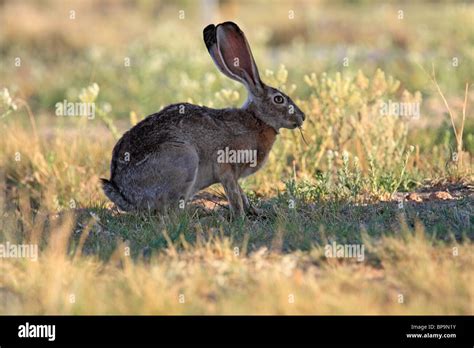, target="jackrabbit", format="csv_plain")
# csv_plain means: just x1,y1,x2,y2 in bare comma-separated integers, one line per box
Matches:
101,21,305,216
